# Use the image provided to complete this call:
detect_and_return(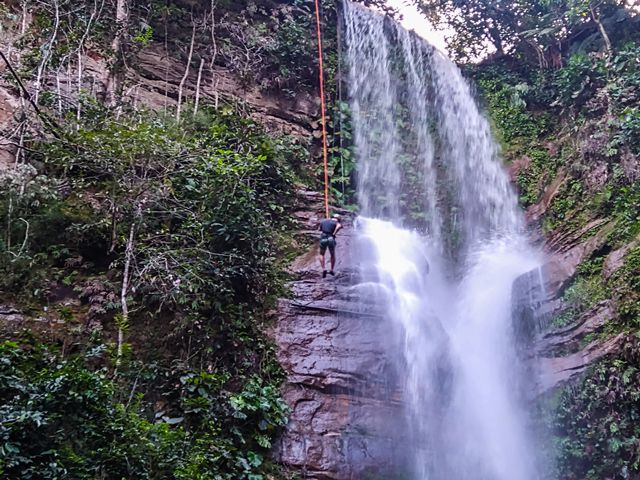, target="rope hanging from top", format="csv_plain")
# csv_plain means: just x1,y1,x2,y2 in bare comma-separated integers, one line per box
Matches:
337,11,345,198
314,0,330,219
